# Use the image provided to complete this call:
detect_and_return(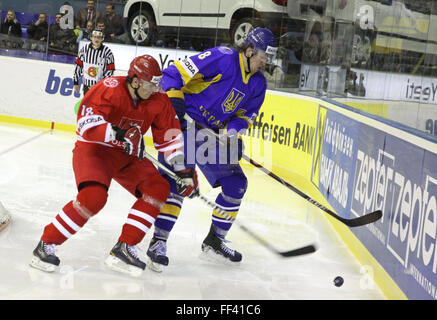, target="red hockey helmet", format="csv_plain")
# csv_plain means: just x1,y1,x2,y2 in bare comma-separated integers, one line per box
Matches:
128,54,162,85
